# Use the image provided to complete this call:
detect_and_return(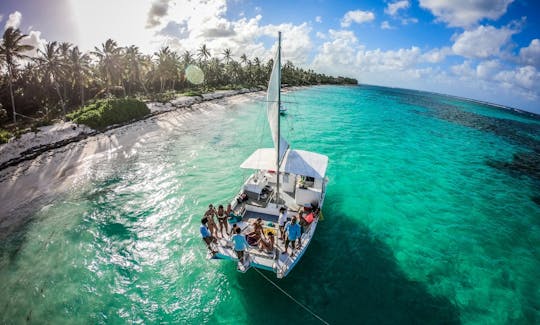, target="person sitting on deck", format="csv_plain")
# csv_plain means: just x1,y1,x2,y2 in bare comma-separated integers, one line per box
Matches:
299,210,315,232
284,216,301,256
263,231,275,254
200,217,217,255
246,218,272,251
216,204,229,237
237,192,248,203
232,227,249,265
